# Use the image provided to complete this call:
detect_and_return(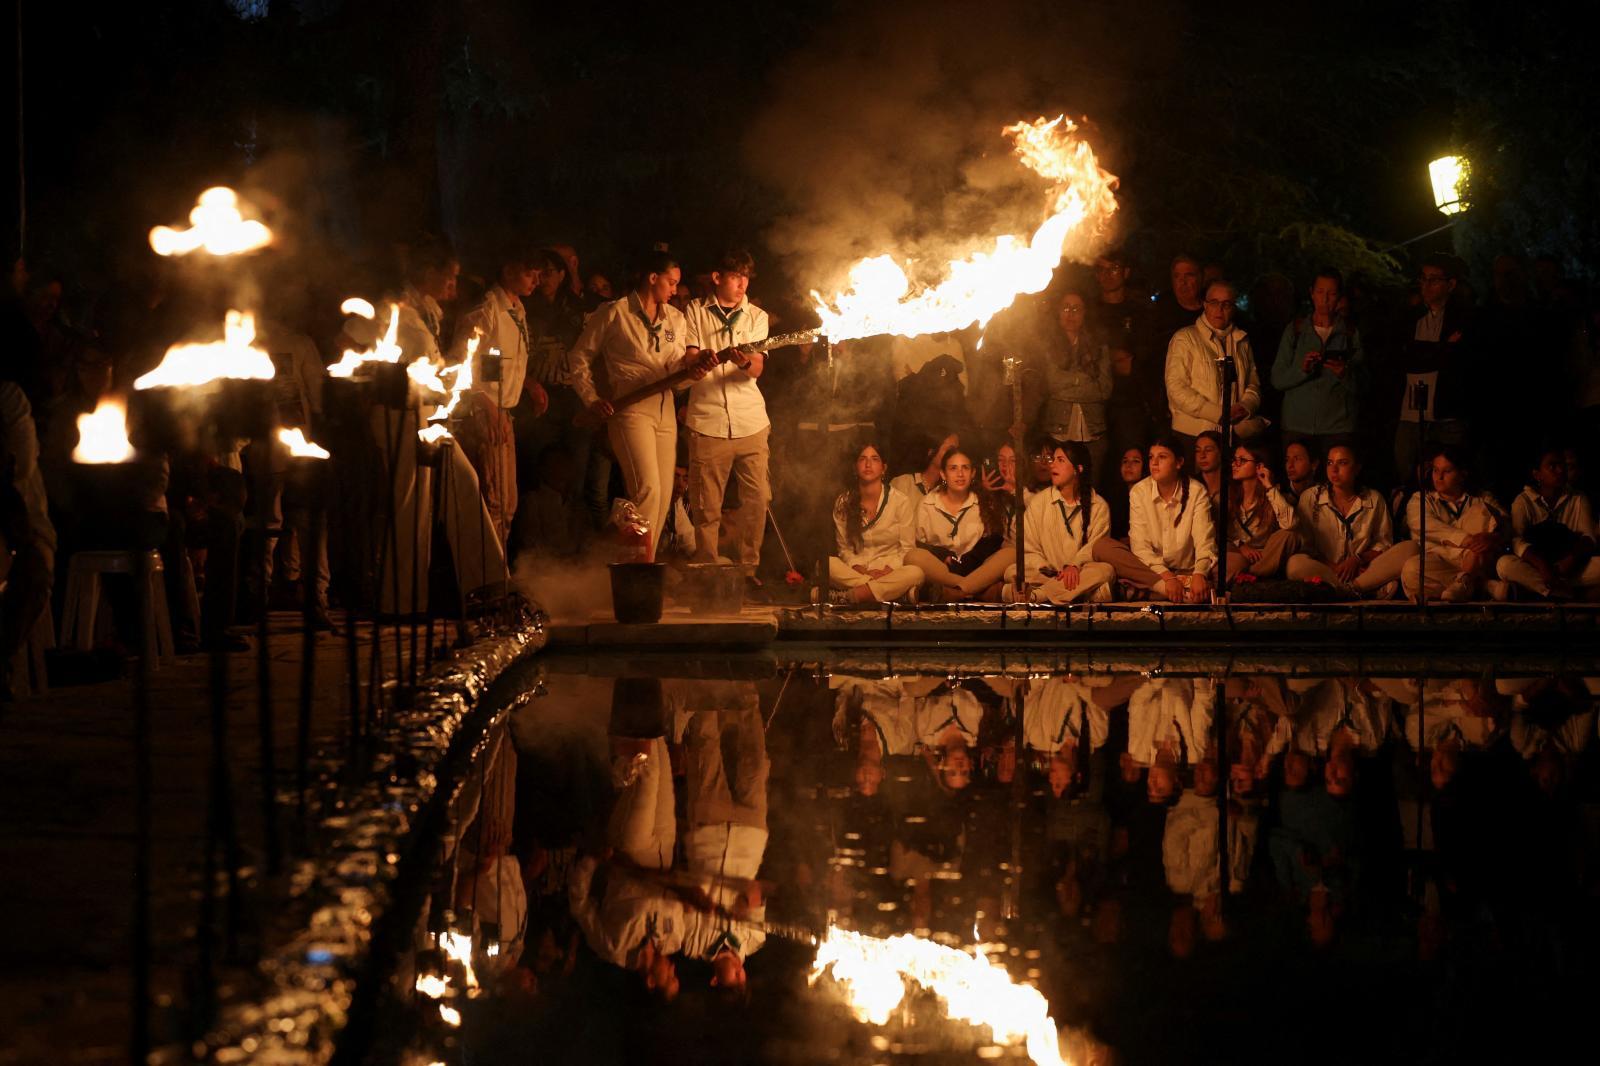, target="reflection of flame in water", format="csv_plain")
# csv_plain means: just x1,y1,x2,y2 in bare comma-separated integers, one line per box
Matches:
149,186,273,257
277,427,330,459
328,302,403,378
72,396,134,464
414,973,450,999
811,926,1067,1066
438,930,479,990
133,311,275,389
811,115,1117,342
438,1004,462,1028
